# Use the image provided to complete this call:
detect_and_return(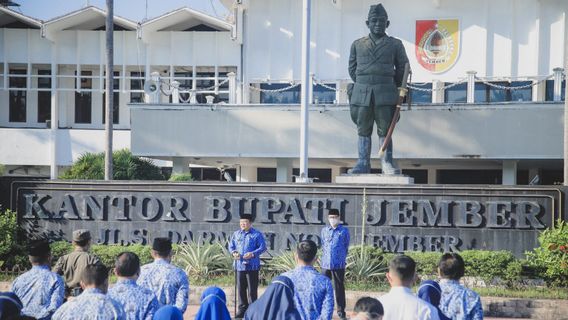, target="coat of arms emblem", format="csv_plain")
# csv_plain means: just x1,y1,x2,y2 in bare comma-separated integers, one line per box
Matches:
415,19,460,73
